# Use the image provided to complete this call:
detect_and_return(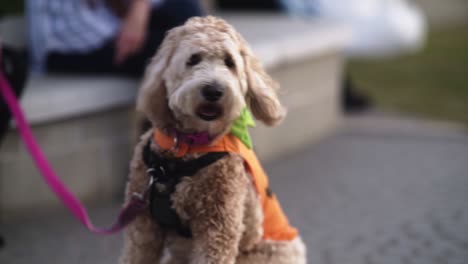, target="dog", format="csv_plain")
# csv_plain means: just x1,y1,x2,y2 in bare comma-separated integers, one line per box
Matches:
120,16,306,264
